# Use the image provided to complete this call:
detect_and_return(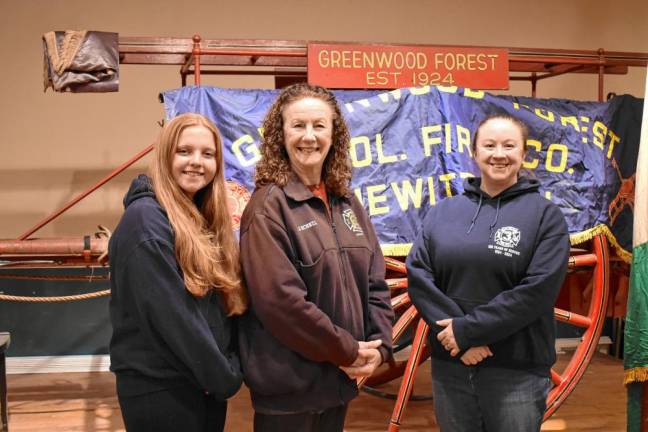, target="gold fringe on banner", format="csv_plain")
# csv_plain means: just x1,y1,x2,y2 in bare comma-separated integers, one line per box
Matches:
570,224,632,263
378,225,632,260
624,367,648,385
